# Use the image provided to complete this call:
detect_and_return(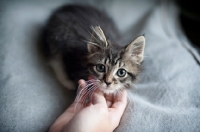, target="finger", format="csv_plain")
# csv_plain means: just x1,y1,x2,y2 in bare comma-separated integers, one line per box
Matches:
108,90,127,127
104,93,114,108
110,90,127,112
68,79,88,113
92,89,107,106
88,75,96,80
75,79,88,104
78,79,86,86
77,79,87,93
115,89,127,103
106,100,112,108
104,93,114,102
86,101,93,107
